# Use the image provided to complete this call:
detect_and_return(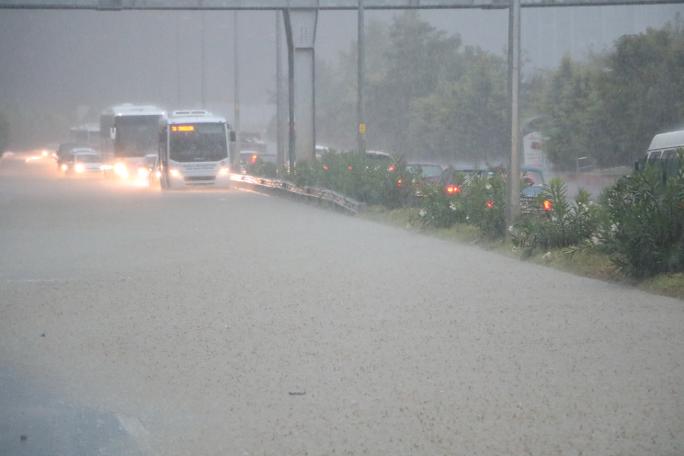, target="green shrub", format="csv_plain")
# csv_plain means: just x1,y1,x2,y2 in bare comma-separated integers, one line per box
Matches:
462,173,506,239
414,173,505,239
246,157,278,178
279,152,415,209
412,183,465,228
511,178,600,256
600,167,684,278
